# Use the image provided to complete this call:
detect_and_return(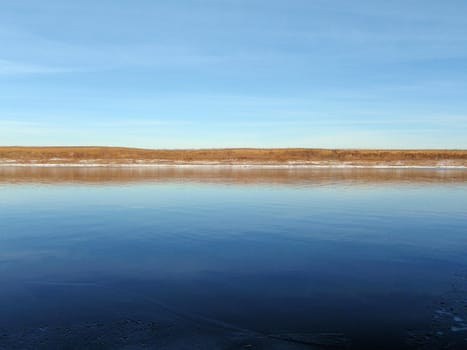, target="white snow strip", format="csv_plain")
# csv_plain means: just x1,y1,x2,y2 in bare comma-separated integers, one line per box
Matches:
0,163,466,169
